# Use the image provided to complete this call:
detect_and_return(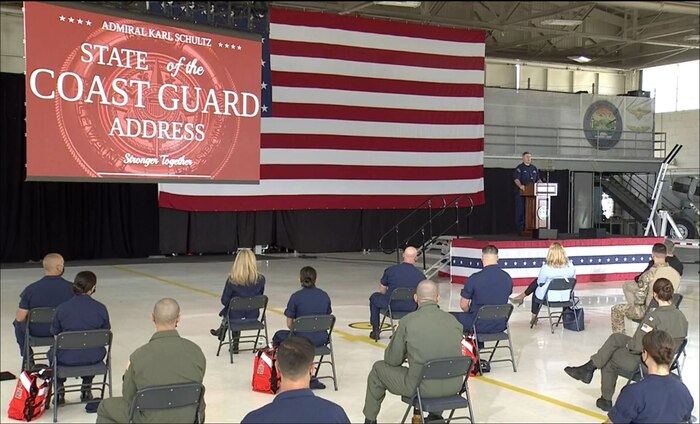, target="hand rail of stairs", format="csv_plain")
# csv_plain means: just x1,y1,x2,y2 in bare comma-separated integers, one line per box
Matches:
378,195,447,261
401,194,475,270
